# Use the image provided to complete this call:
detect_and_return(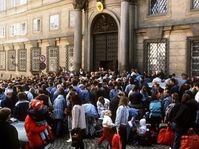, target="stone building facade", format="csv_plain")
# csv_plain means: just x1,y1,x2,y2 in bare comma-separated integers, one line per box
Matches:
0,0,199,78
